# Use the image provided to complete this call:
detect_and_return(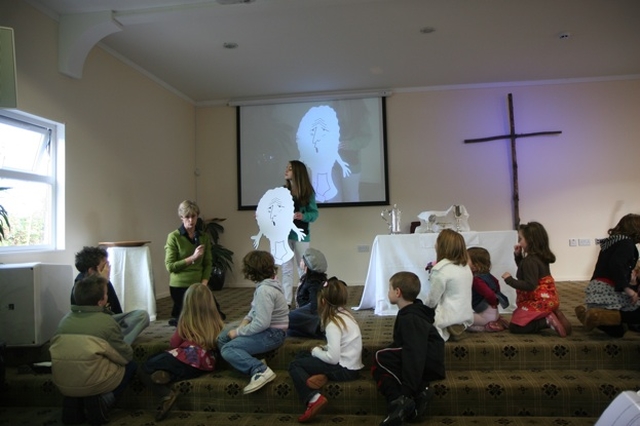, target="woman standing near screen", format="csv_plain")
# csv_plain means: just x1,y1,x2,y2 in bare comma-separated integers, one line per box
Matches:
282,160,319,305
